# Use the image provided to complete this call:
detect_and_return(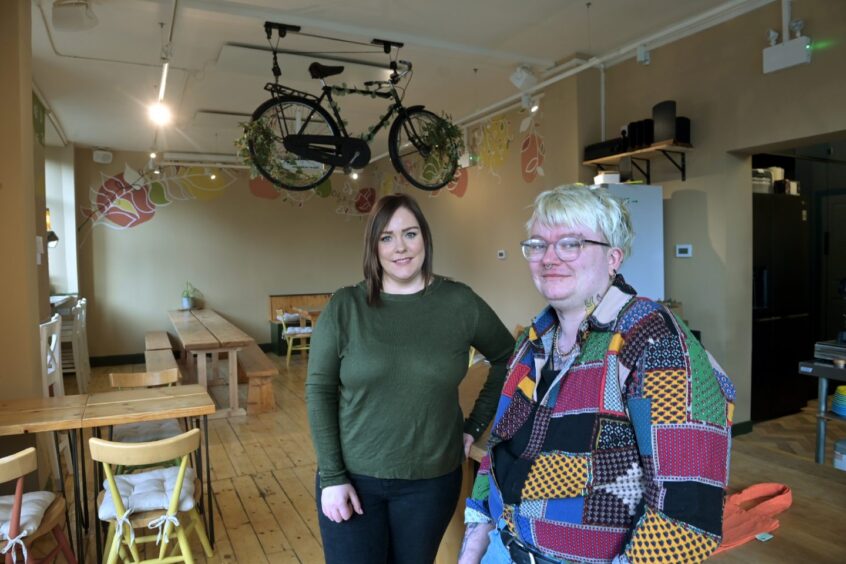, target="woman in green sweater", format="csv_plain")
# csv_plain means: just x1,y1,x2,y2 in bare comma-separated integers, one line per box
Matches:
307,193,515,564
